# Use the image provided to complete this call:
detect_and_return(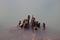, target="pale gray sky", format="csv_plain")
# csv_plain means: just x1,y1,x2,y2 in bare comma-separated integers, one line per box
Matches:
0,0,60,30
